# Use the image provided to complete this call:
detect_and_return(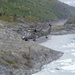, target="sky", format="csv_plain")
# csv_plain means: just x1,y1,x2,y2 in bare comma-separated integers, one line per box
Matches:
59,0,75,7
